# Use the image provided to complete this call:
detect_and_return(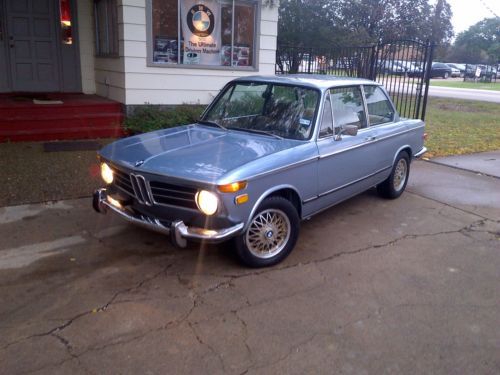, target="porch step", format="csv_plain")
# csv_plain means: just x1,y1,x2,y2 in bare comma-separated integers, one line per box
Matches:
0,94,126,142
